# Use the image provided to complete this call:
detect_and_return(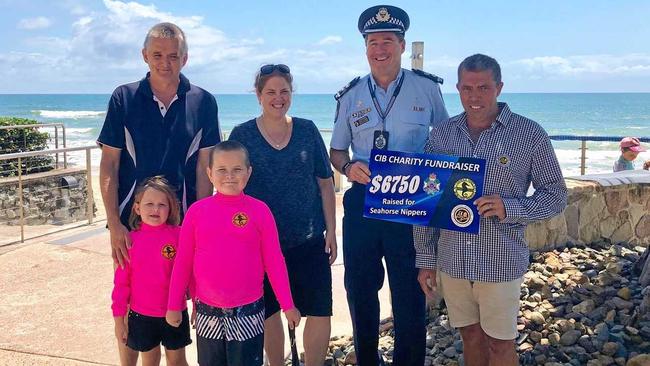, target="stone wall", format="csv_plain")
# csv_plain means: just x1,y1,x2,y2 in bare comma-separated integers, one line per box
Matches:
527,178,650,250
0,168,95,226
